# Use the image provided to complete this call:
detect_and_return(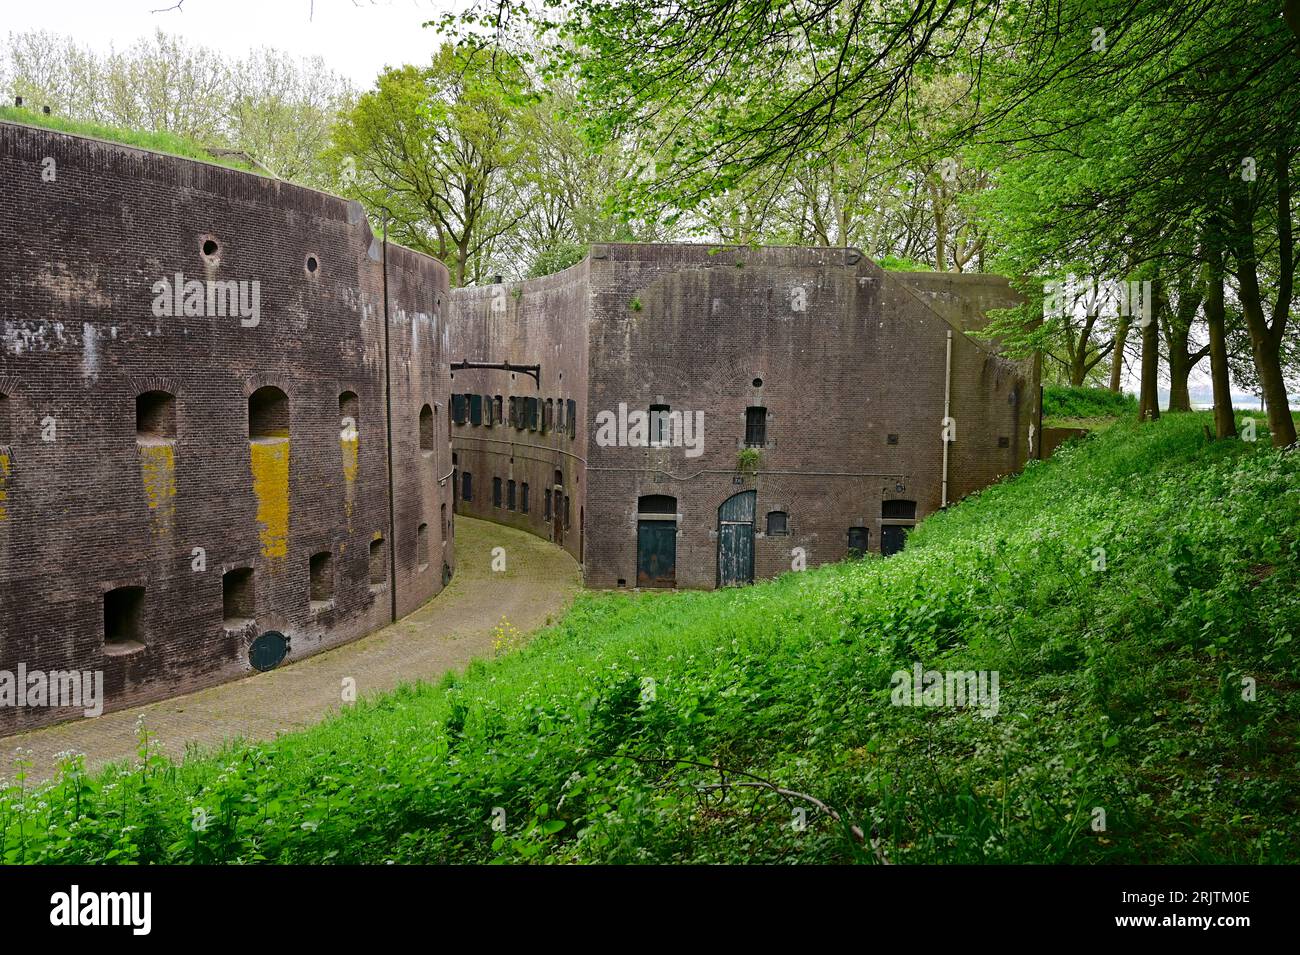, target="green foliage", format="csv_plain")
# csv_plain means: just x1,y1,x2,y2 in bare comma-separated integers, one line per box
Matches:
876,255,933,273
0,30,354,185
528,241,589,278
1042,387,1138,421
328,44,539,286
4,413,1298,864
736,447,761,474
